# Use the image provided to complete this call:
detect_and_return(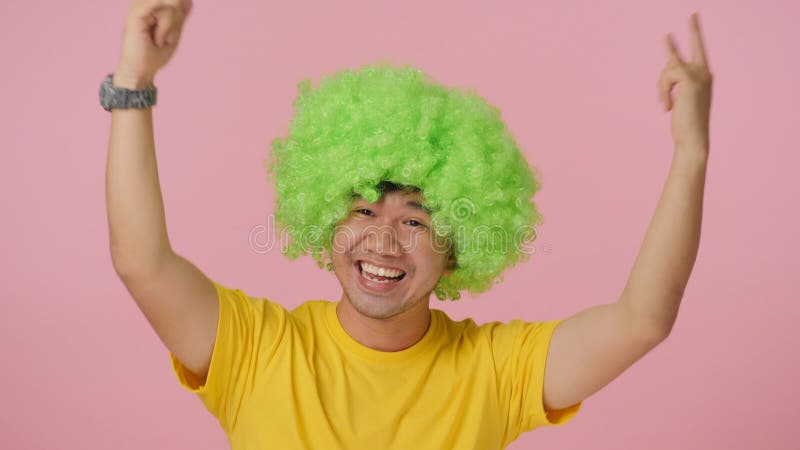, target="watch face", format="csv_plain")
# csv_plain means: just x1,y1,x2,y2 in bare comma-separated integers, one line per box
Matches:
99,77,114,110
100,76,121,110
